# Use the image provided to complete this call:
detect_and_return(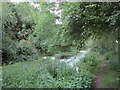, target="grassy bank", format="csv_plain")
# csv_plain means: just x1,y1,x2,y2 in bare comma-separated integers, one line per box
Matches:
2,50,101,88
103,59,119,88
